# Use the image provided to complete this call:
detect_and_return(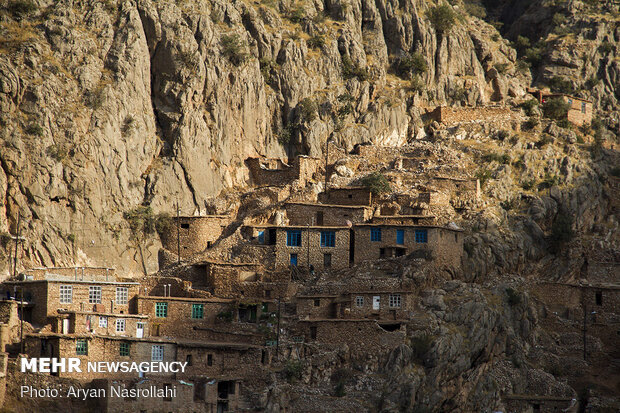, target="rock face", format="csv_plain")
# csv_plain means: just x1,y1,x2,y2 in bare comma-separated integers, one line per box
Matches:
0,0,531,274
